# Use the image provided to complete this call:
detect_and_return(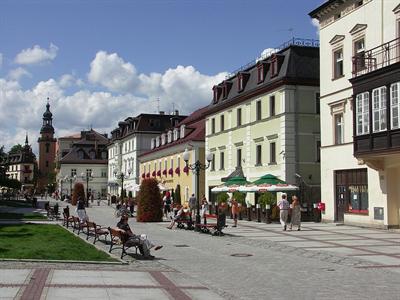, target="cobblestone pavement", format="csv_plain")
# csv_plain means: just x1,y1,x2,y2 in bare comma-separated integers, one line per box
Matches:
2,199,400,299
